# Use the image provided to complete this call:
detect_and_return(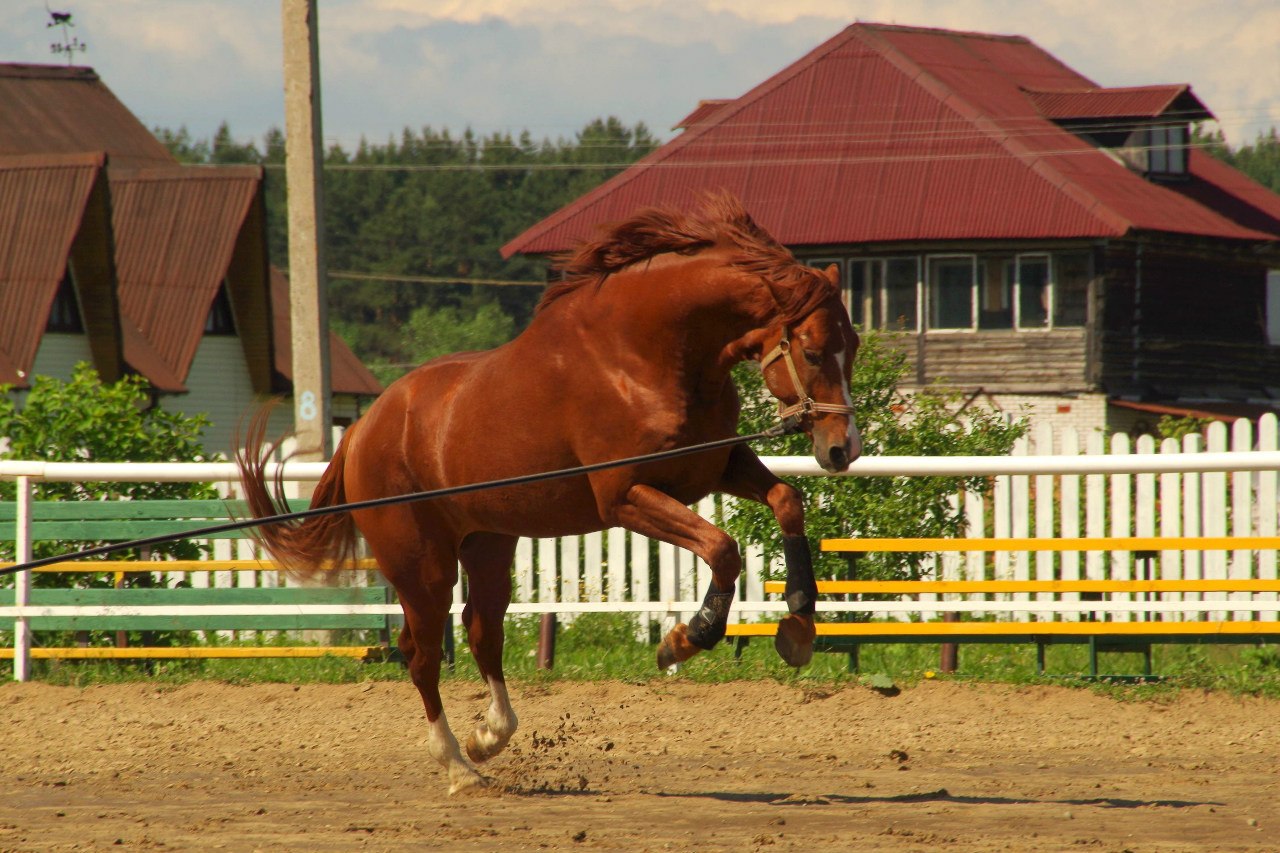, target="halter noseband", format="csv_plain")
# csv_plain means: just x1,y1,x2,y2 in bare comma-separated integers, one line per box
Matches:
759,326,857,427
